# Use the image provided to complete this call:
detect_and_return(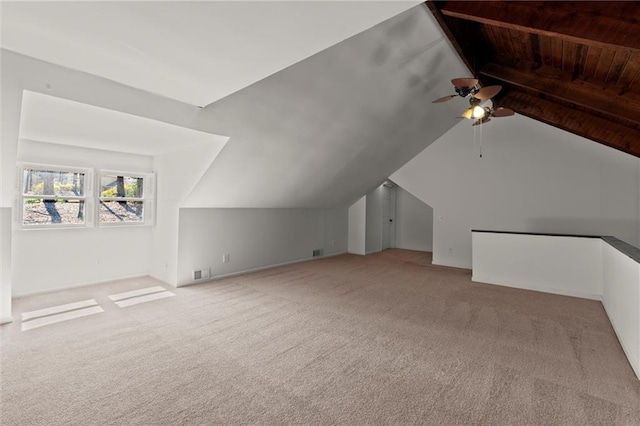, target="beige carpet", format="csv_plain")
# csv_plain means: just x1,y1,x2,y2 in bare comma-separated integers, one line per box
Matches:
2,250,639,425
